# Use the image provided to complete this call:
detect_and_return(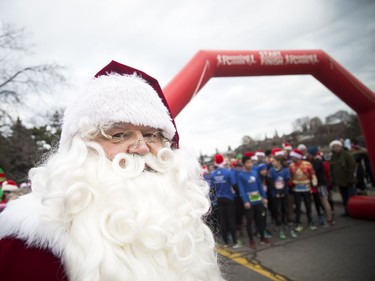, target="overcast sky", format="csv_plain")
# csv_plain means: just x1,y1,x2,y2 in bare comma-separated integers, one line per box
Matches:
1,0,374,156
